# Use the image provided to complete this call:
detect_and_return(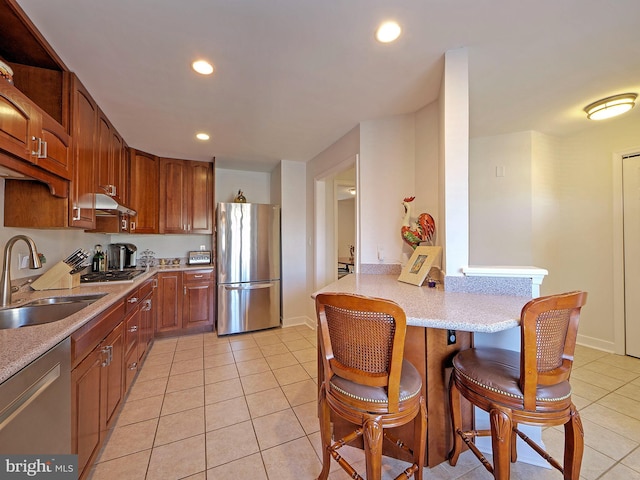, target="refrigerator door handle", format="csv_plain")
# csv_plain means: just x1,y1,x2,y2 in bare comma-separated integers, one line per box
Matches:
223,283,274,290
